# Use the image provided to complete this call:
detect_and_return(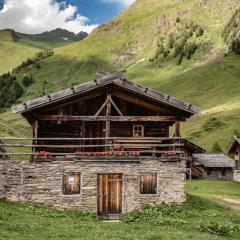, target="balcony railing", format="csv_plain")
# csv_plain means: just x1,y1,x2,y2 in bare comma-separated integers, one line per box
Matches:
0,137,184,161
